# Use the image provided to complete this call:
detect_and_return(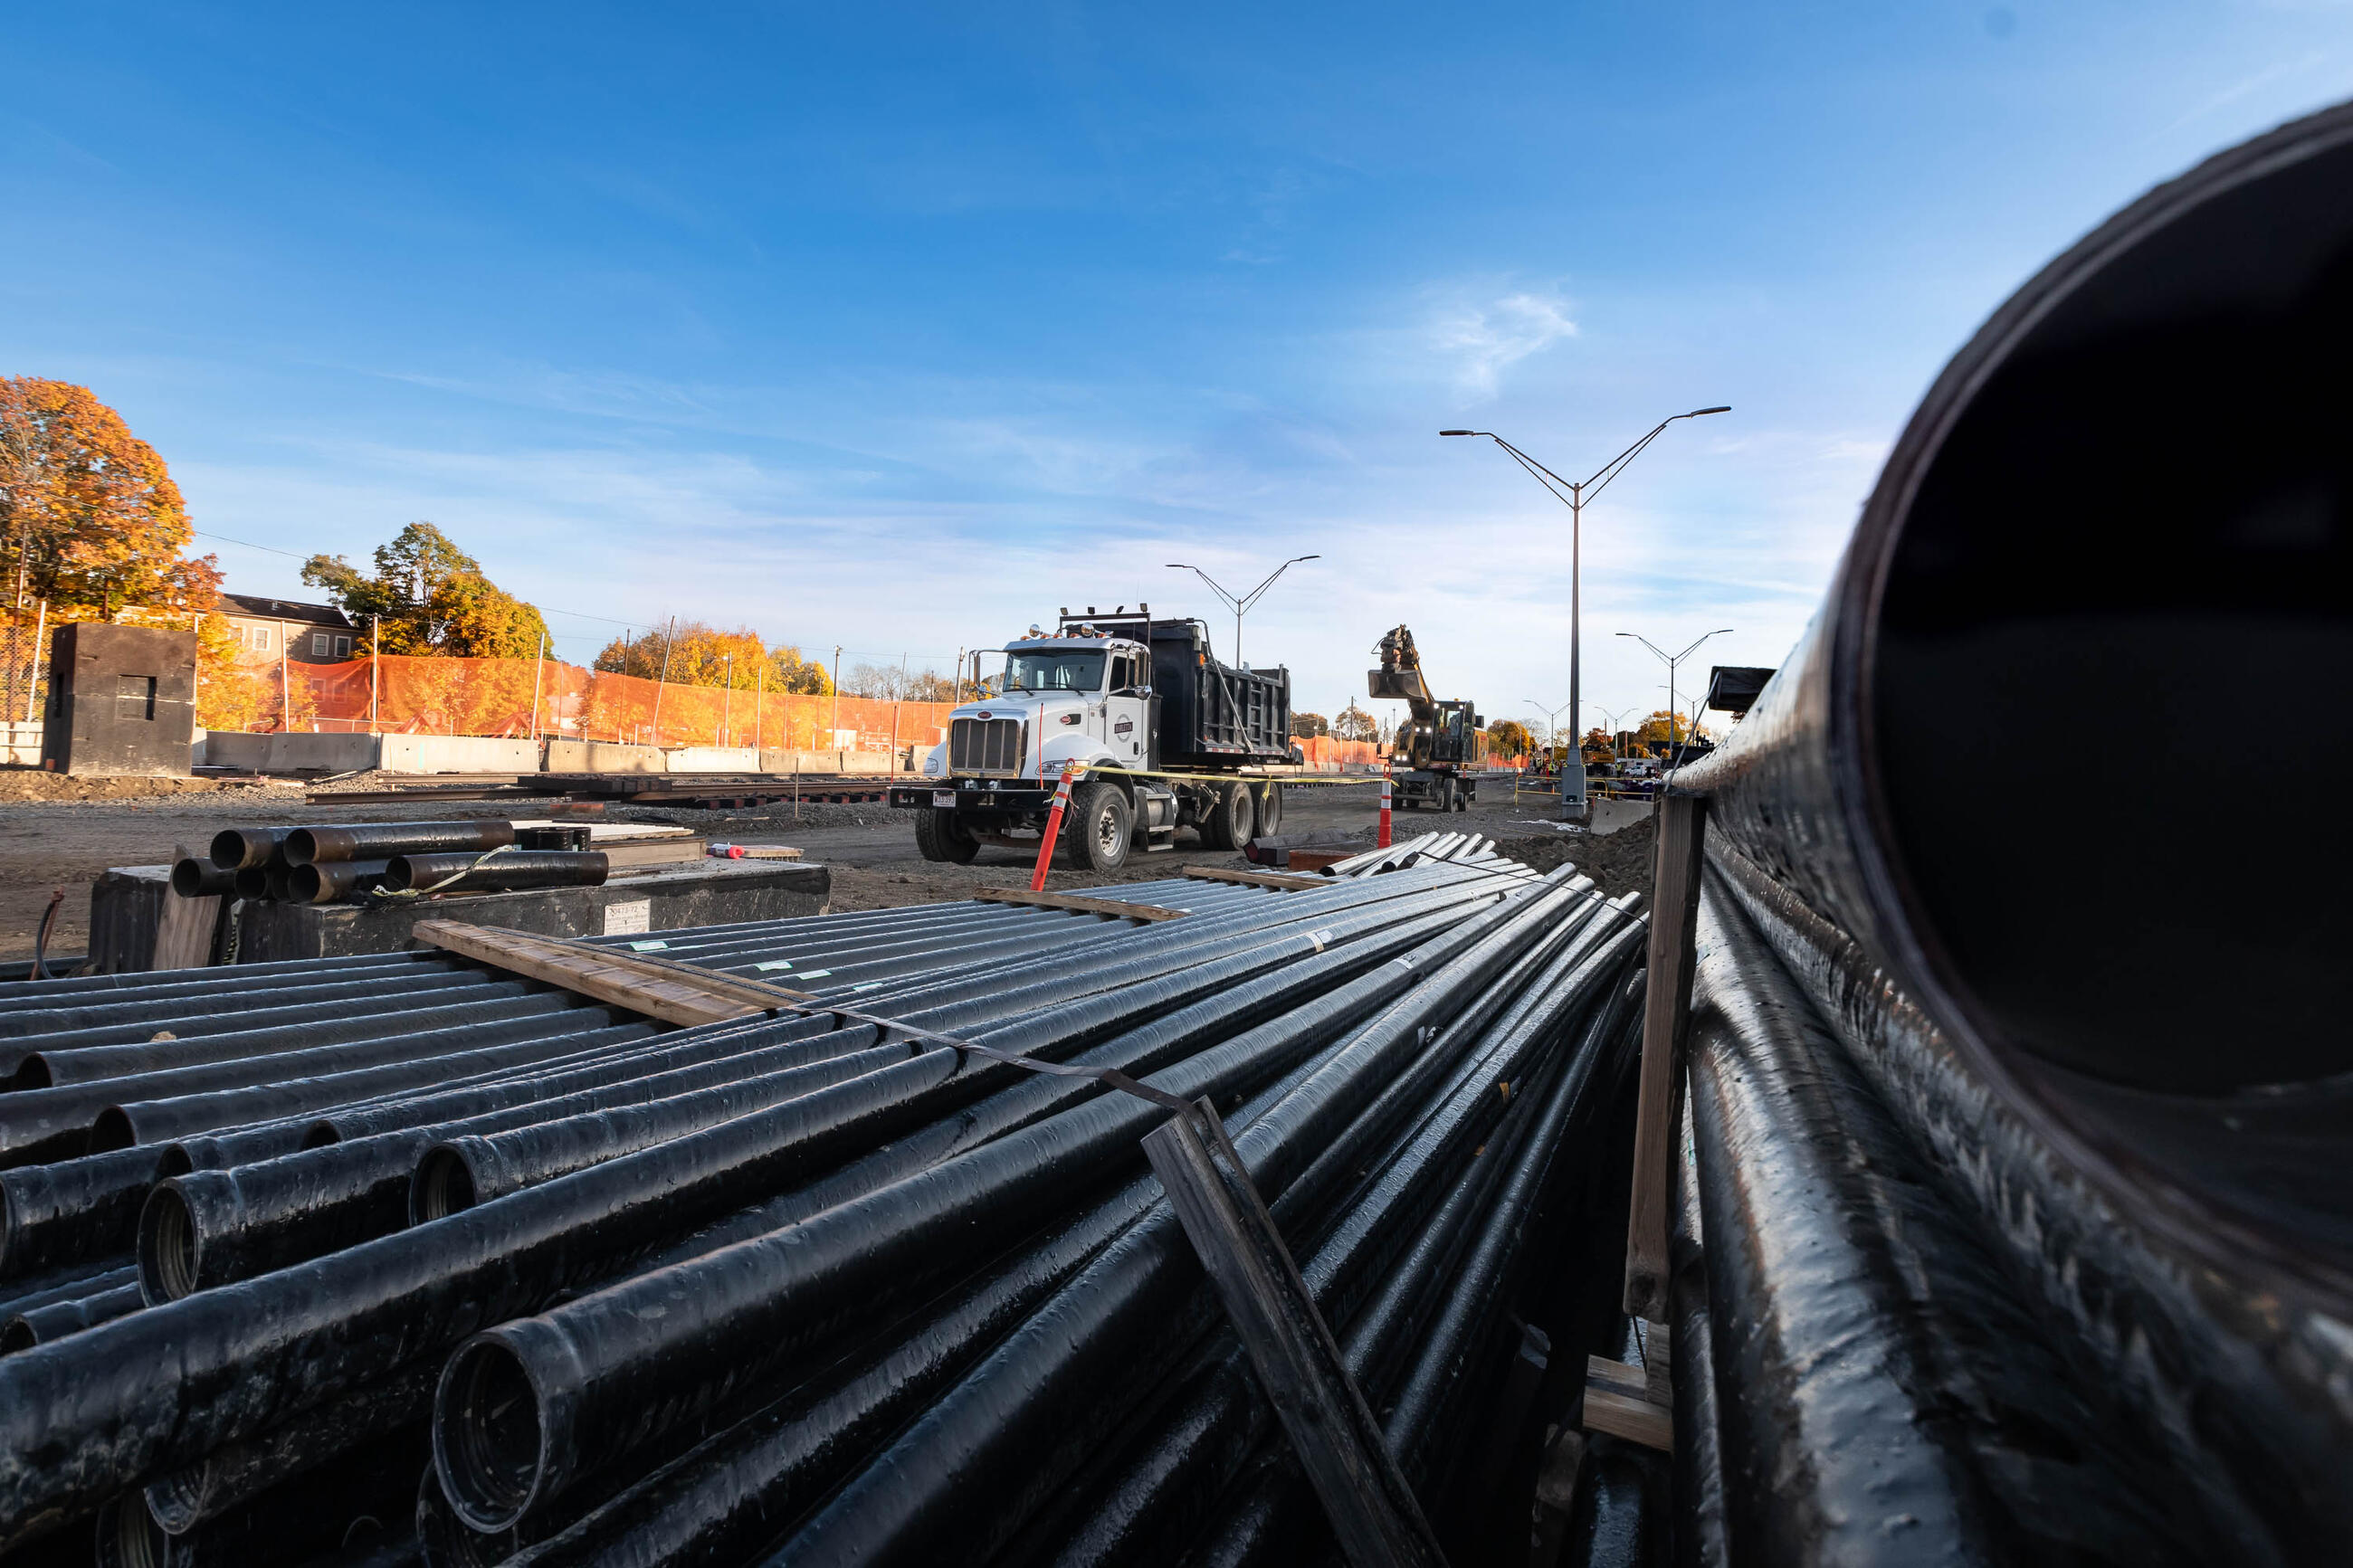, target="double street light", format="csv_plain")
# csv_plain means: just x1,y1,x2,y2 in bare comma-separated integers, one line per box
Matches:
1618,628,1734,764
1165,556,1320,670
1443,406,1729,814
